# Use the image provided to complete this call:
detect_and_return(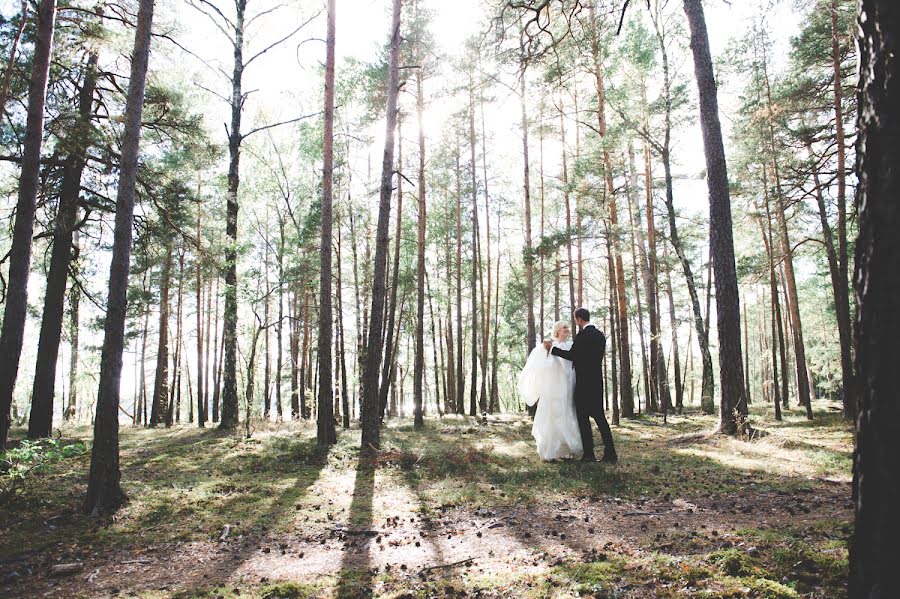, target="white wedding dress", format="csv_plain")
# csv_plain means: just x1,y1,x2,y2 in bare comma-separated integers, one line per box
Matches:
518,341,583,461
